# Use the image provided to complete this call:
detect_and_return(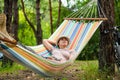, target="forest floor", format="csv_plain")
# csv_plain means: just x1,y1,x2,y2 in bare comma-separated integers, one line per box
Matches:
0,61,120,80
